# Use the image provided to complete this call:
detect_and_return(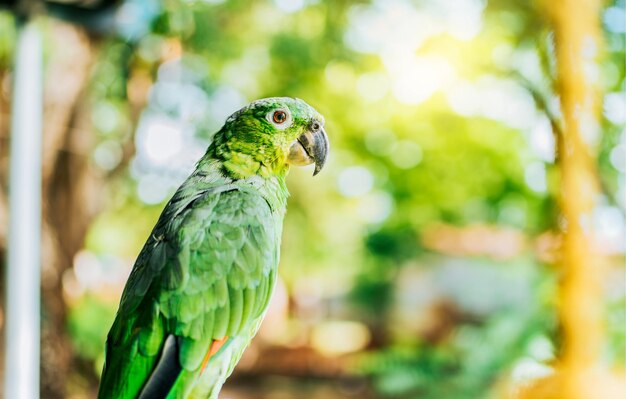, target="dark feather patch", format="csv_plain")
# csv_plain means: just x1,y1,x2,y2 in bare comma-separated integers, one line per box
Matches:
138,335,182,399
